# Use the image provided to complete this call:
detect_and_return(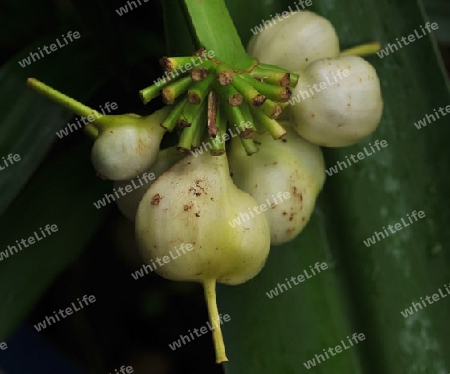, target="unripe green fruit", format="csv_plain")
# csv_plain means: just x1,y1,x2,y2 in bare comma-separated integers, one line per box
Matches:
228,122,325,245
290,56,383,147
247,11,340,72
91,107,169,180
136,152,270,285
114,147,185,221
